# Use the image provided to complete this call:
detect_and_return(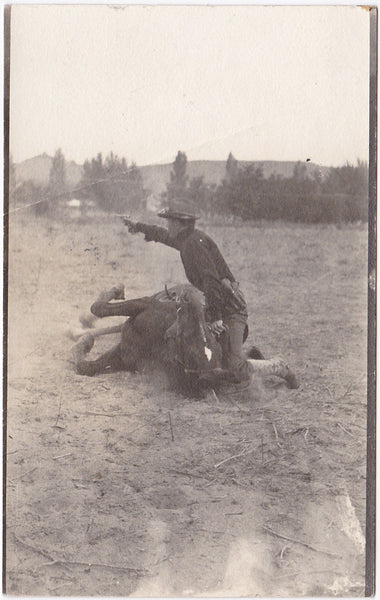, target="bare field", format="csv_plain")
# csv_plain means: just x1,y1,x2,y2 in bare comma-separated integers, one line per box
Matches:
6,214,368,596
